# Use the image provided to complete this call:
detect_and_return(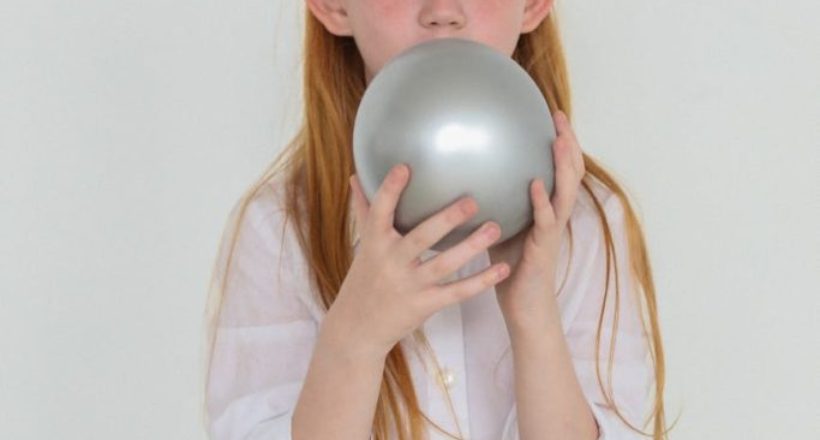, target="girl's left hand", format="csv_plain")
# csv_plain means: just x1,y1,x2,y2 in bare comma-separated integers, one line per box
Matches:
488,110,586,326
